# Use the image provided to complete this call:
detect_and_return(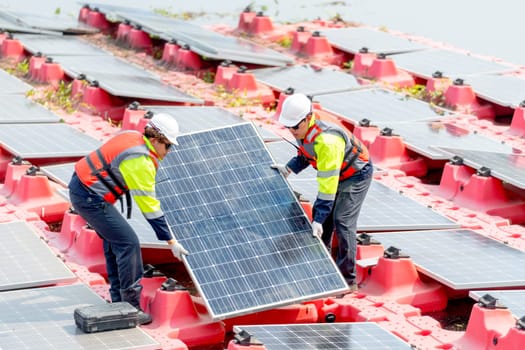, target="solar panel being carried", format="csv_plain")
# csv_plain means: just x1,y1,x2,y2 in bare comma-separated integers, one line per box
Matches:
251,65,361,95
0,68,32,94
156,123,348,320
0,284,159,349
390,49,516,79
232,323,413,349
373,121,513,160
372,229,525,289
0,123,102,159
0,95,61,123
320,27,428,54
437,147,525,190
0,221,76,291
314,88,453,125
